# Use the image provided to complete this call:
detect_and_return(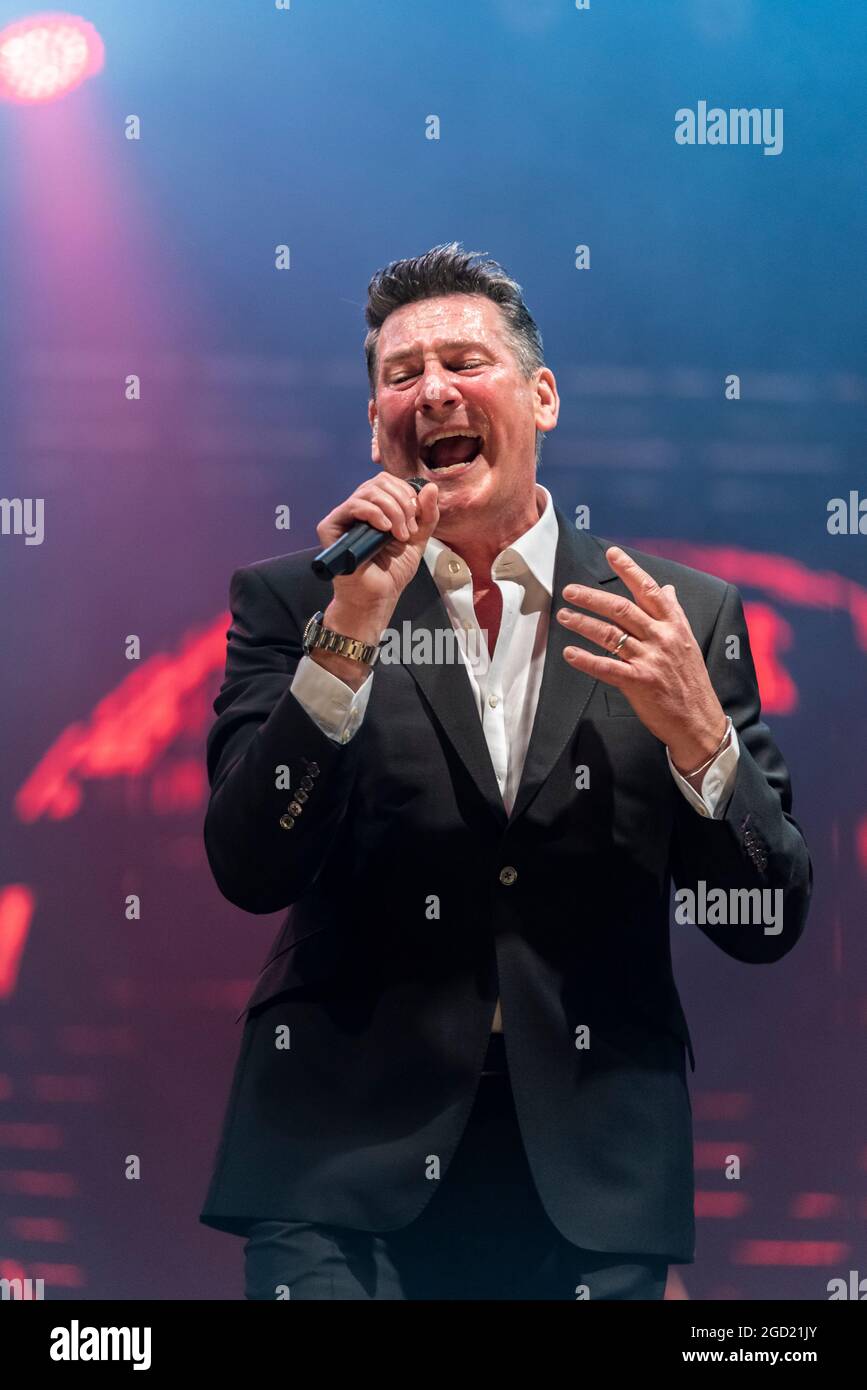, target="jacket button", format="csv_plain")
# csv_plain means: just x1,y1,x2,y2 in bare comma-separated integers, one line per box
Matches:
499,866,518,886
279,814,295,830
288,800,303,816
299,776,314,792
